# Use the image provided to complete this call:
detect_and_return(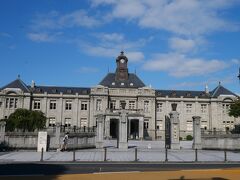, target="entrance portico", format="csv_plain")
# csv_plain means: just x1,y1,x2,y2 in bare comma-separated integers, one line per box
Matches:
96,109,144,149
